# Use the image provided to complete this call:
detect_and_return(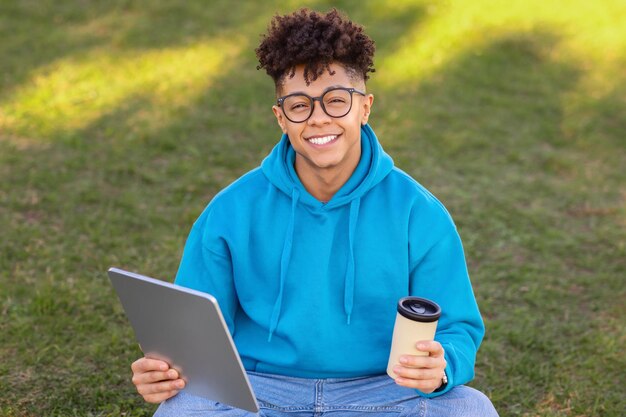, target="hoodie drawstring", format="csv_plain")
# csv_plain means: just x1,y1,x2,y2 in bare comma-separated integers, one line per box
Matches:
268,191,361,341
268,188,300,342
344,198,361,325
